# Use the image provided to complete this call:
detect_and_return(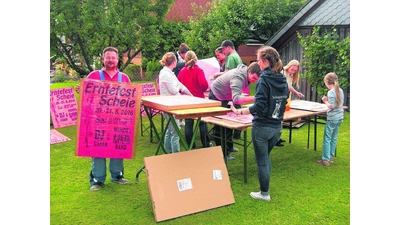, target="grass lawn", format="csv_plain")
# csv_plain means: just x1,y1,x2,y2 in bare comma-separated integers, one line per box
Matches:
50,81,350,224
